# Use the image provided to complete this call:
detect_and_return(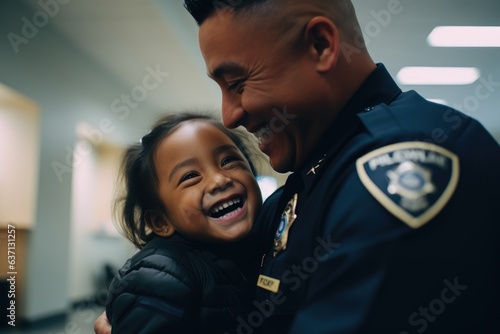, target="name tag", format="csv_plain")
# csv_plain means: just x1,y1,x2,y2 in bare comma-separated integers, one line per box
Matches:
257,274,280,293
